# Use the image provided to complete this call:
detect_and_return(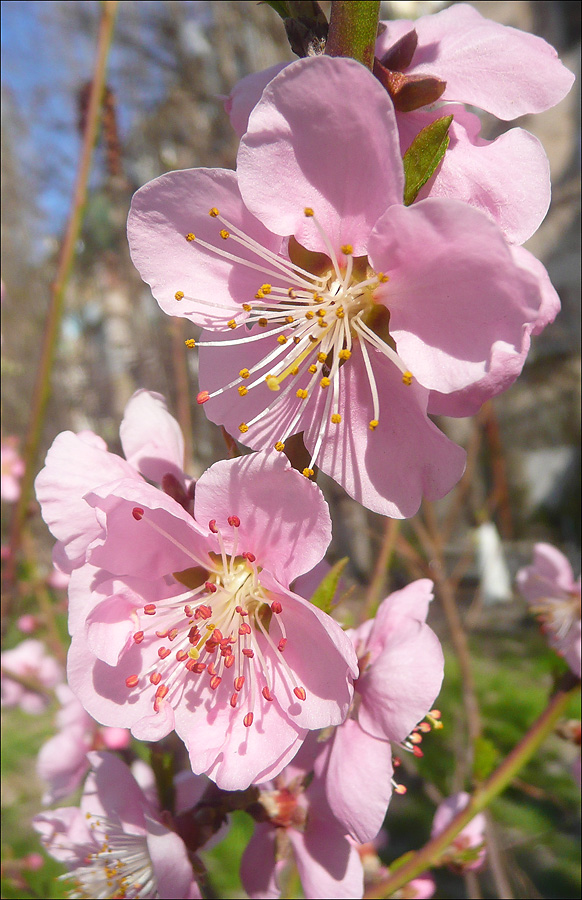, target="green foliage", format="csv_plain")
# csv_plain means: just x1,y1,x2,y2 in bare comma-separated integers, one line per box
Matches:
402,114,453,206
309,556,349,613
